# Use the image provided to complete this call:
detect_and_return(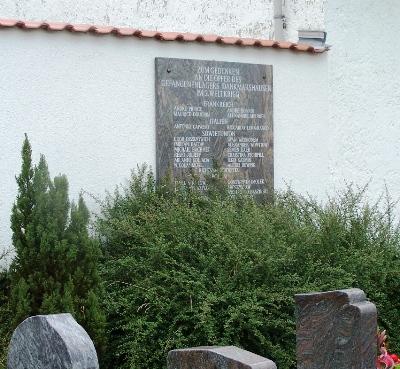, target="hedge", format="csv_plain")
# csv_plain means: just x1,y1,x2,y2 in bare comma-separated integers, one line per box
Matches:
97,169,400,369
